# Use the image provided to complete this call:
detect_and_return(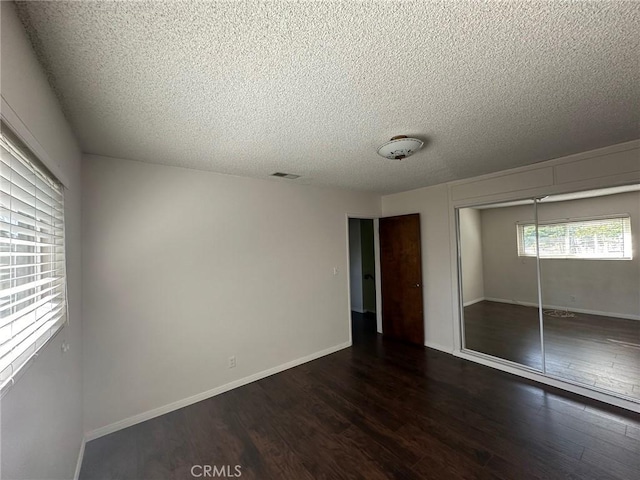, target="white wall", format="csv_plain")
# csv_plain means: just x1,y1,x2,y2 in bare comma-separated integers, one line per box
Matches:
360,219,376,313
459,208,485,305
82,155,380,434
381,184,454,352
348,218,363,313
481,191,640,318
0,2,83,479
